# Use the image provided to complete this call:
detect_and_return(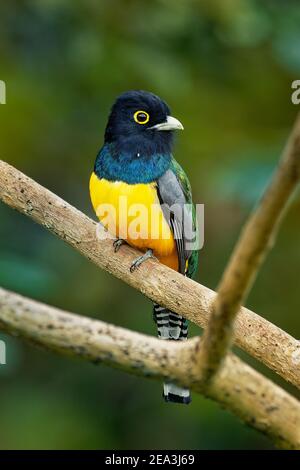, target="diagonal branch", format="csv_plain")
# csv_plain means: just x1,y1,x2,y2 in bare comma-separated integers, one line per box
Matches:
0,159,299,389
0,286,299,449
198,114,300,383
